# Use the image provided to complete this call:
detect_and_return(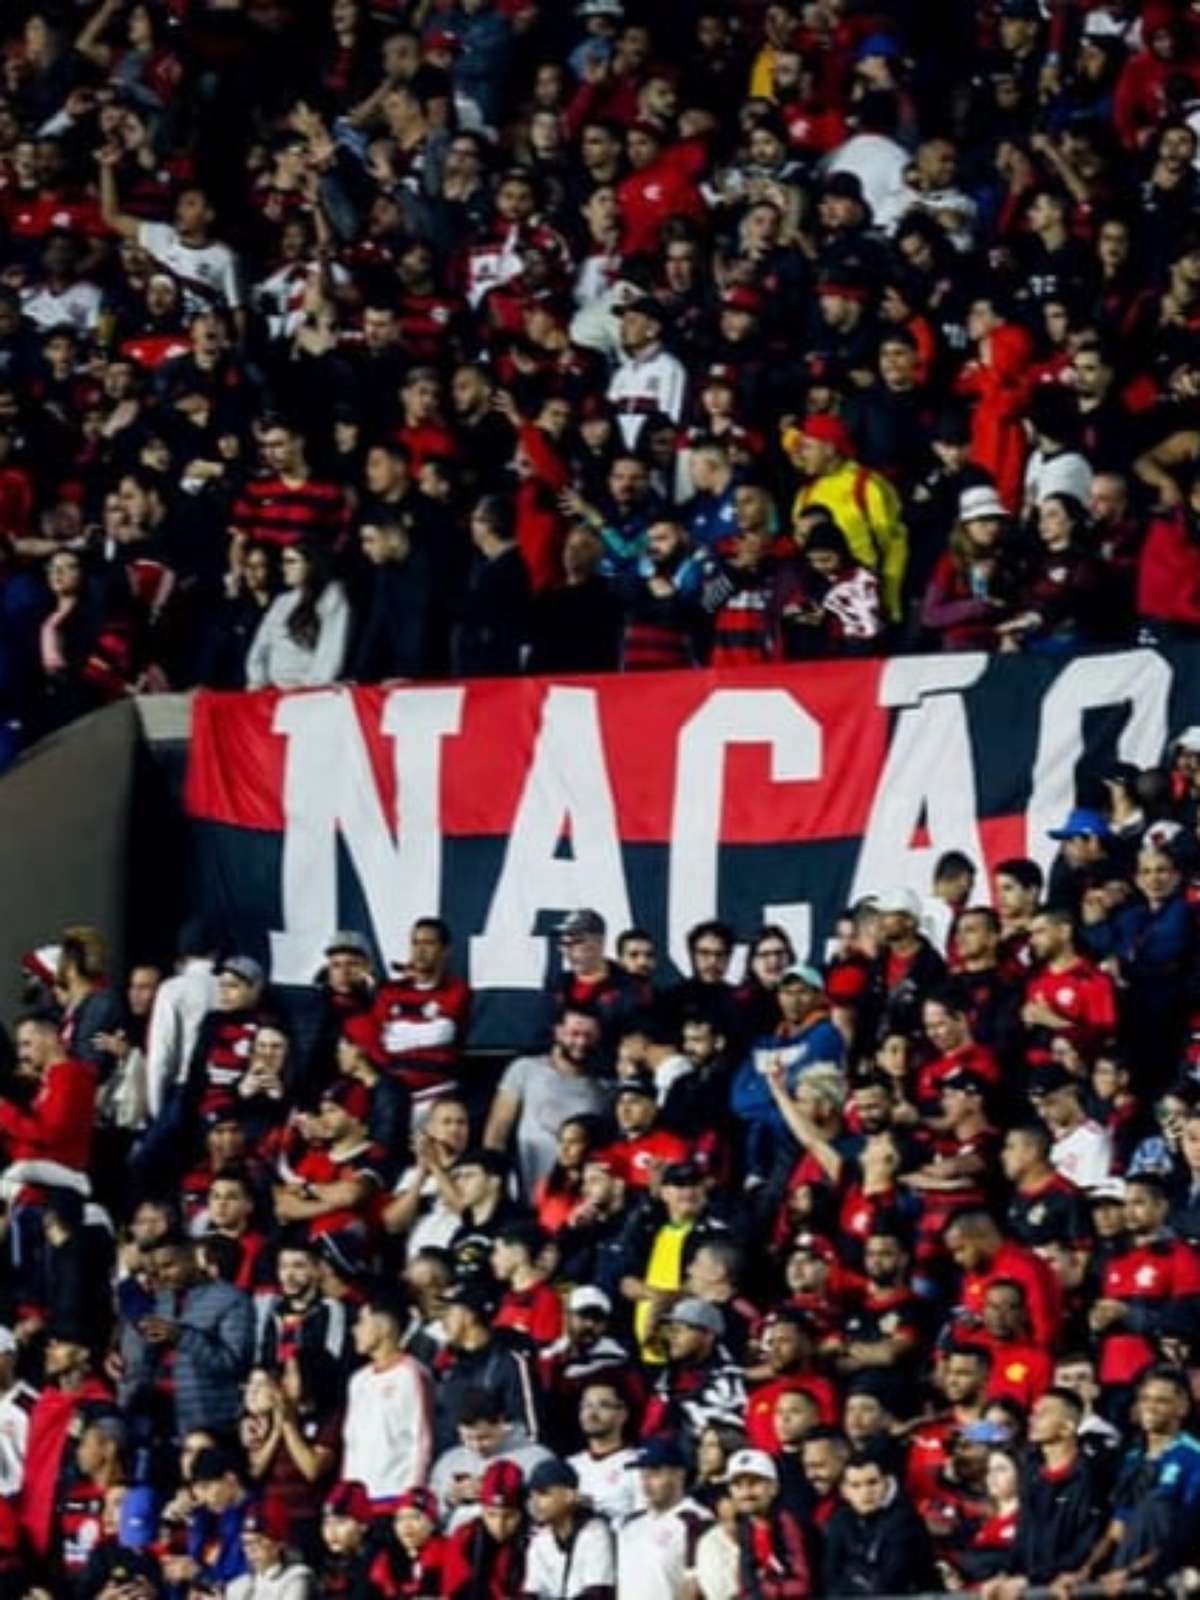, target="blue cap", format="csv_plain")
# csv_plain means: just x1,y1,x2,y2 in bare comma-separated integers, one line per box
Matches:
961,1420,1011,1445
855,32,902,59
119,1486,160,1550
629,1436,688,1470
1048,807,1110,841
528,1458,579,1493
